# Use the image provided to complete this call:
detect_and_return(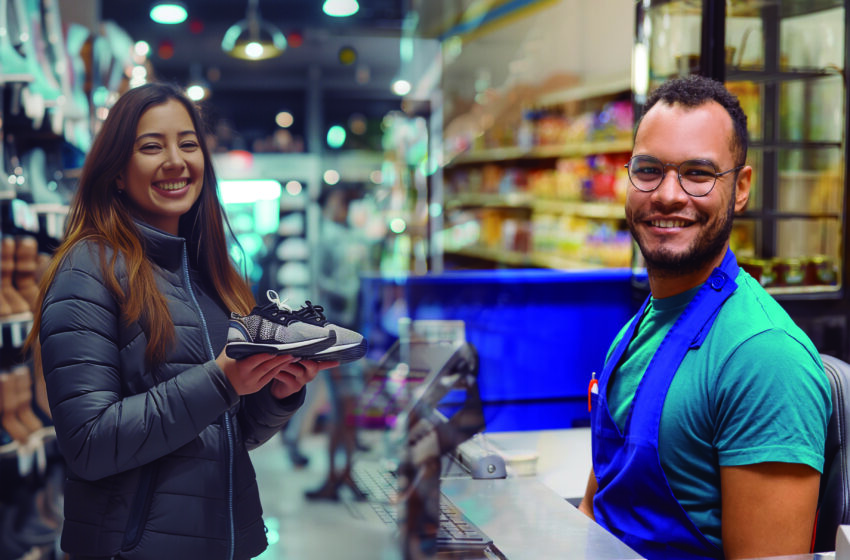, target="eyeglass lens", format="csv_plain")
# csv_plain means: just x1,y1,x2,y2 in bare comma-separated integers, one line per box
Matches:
627,156,718,197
